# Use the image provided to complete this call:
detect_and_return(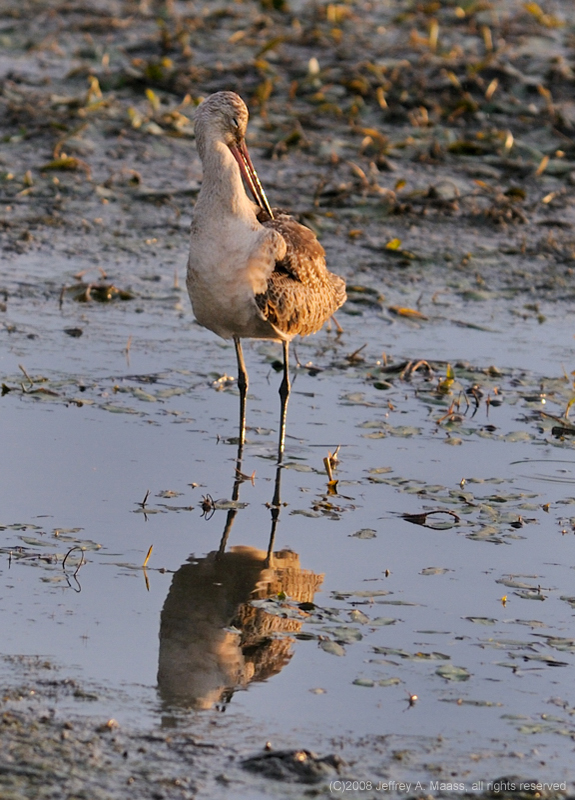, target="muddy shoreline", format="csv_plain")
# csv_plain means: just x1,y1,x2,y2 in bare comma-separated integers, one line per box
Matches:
0,655,570,800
